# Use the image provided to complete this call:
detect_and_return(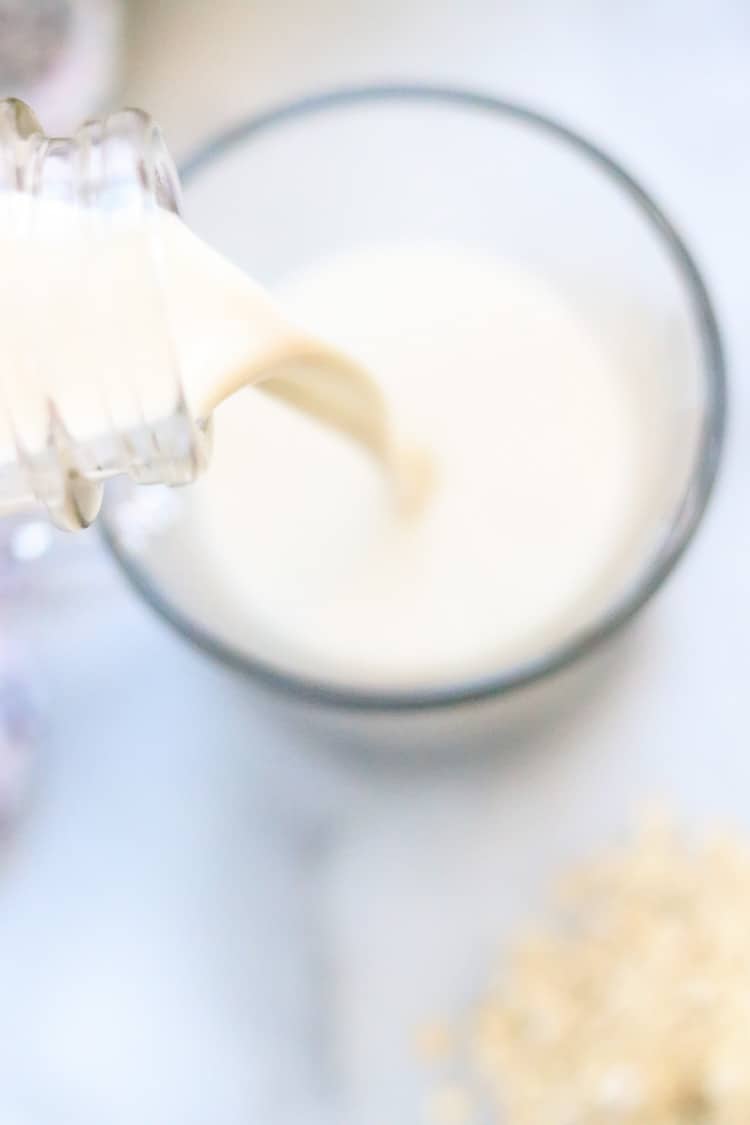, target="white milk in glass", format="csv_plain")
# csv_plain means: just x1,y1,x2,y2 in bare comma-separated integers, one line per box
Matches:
149,238,671,691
